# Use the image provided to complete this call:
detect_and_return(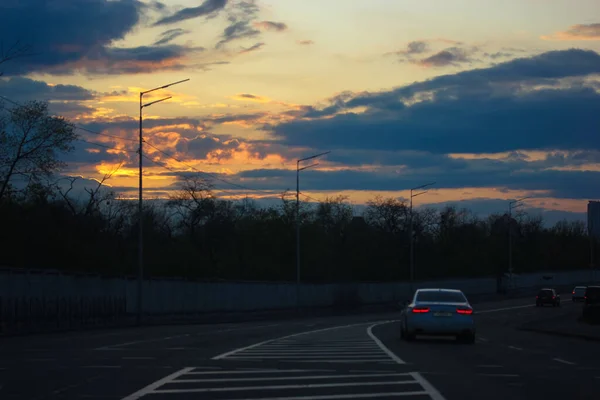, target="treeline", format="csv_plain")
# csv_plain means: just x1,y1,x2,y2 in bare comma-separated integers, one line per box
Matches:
0,100,593,282
0,179,592,282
